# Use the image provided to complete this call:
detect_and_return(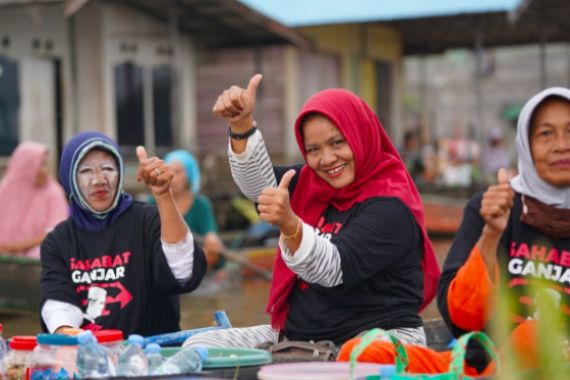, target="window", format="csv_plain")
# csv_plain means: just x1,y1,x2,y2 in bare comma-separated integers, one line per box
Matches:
114,62,173,151
0,55,19,155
